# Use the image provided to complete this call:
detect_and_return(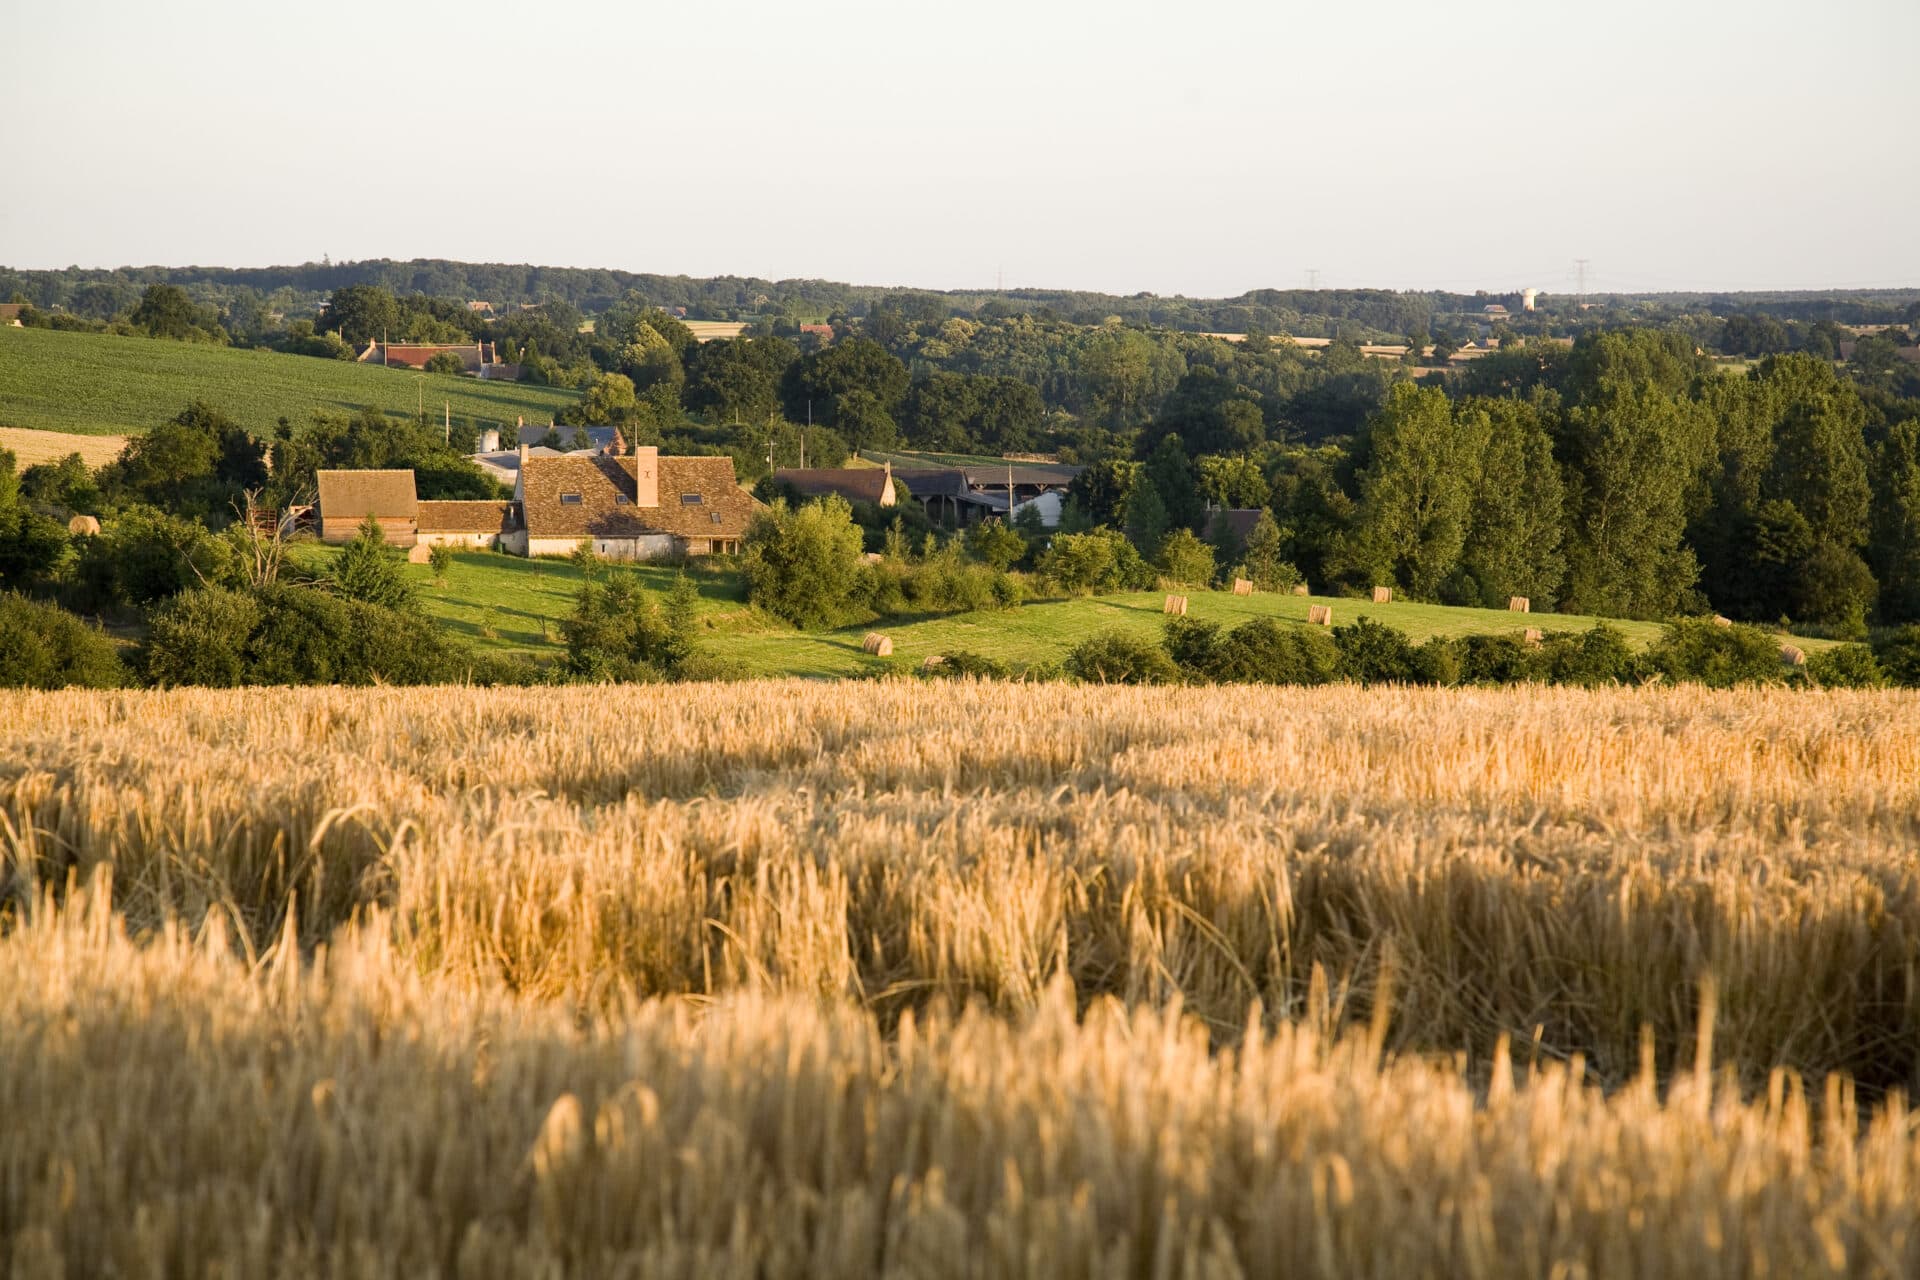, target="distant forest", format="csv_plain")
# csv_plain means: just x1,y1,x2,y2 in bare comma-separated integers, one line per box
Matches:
6,258,1920,345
